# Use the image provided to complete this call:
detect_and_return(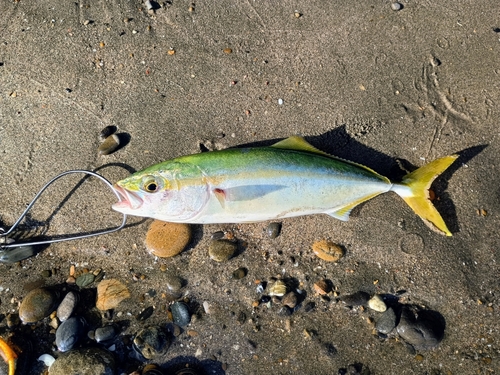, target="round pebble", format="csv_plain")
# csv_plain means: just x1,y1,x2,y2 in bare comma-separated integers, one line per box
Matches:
396,306,445,349
265,222,282,238
170,302,191,326
376,307,397,334
95,325,117,343
76,273,95,288
133,326,170,360
208,239,237,262
98,125,117,141
368,294,387,312
49,347,115,375
56,316,86,352
145,220,191,258
96,279,131,311
98,134,120,156
339,291,370,307
57,291,78,322
311,240,344,262
19,288,58,324
232,267,247,280
391,2,403,11
164,274,183,293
